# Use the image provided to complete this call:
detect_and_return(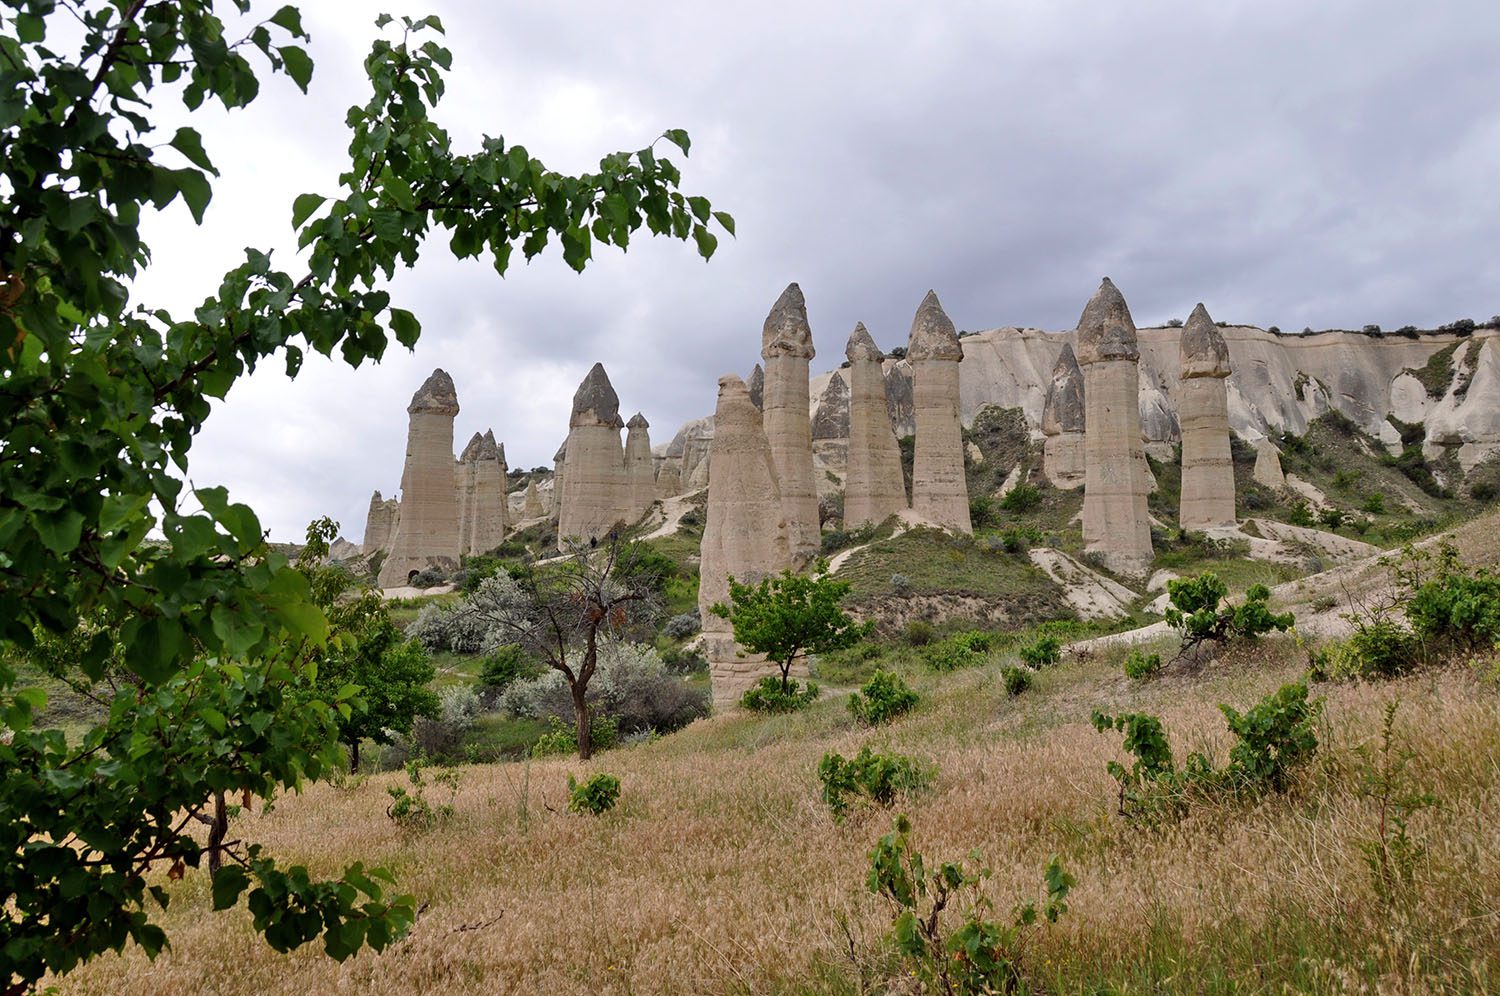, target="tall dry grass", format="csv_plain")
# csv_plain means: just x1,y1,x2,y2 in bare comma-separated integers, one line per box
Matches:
52,641,1500,994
